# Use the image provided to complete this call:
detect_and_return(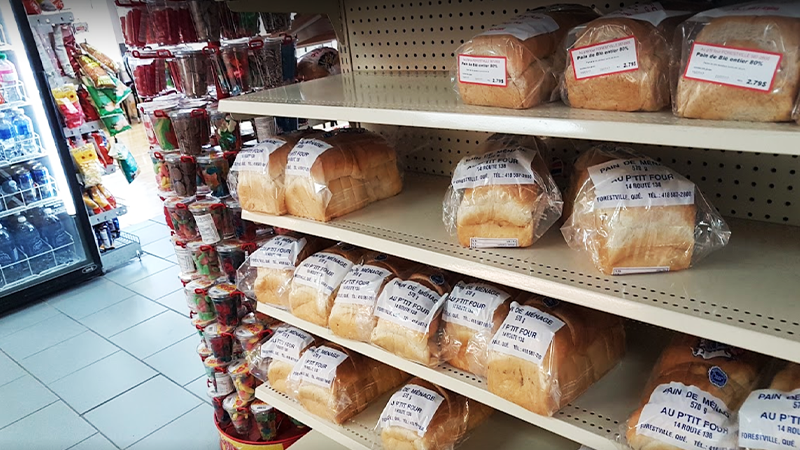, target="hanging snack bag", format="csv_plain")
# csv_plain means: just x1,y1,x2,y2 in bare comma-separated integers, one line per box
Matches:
77,55,115,89
250,233,327,308
52,85,84,129
71,144,104,186
79,42,119,73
